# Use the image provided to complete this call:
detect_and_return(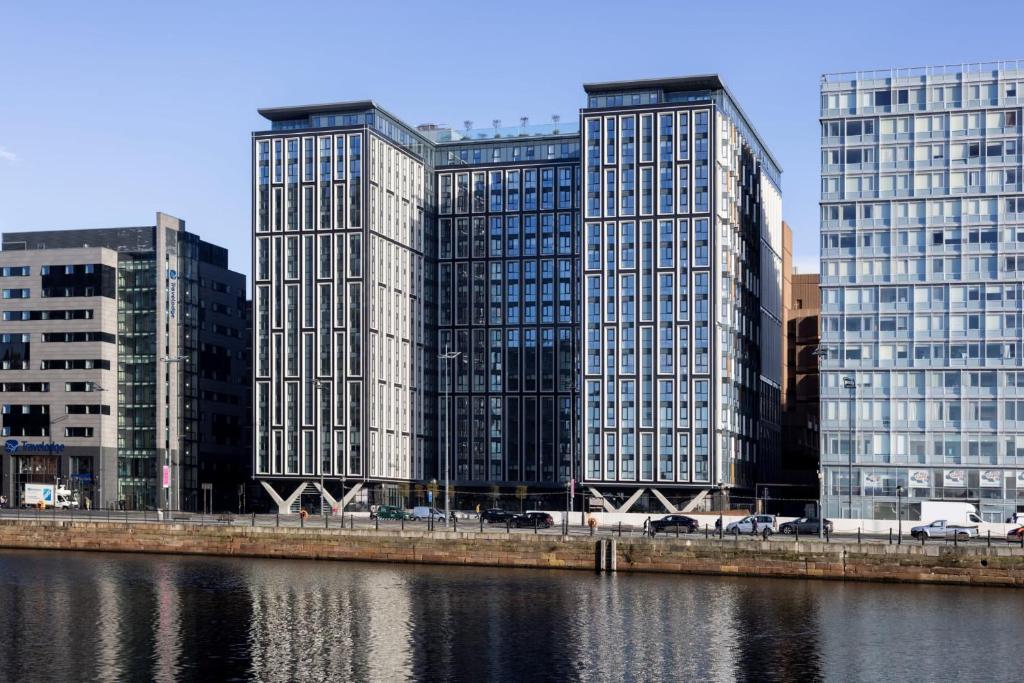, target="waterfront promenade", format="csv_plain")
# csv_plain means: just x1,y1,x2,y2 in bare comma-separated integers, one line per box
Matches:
0,515,1022,588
